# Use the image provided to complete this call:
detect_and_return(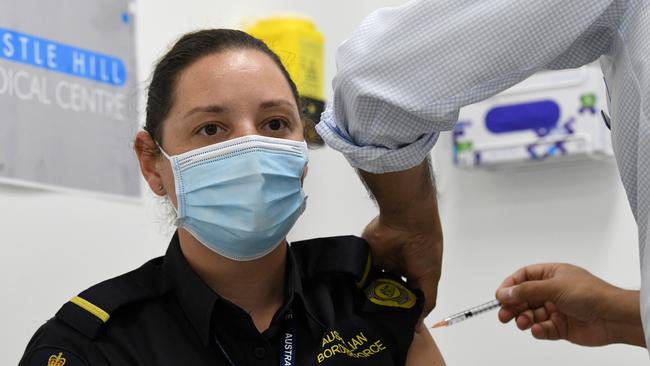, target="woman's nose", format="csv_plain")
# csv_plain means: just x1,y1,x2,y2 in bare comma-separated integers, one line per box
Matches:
229,120,258,139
